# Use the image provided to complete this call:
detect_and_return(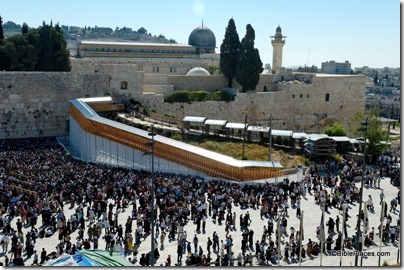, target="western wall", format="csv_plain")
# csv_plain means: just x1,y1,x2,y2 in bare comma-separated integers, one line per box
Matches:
0,72,109,139
0,57,366,139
